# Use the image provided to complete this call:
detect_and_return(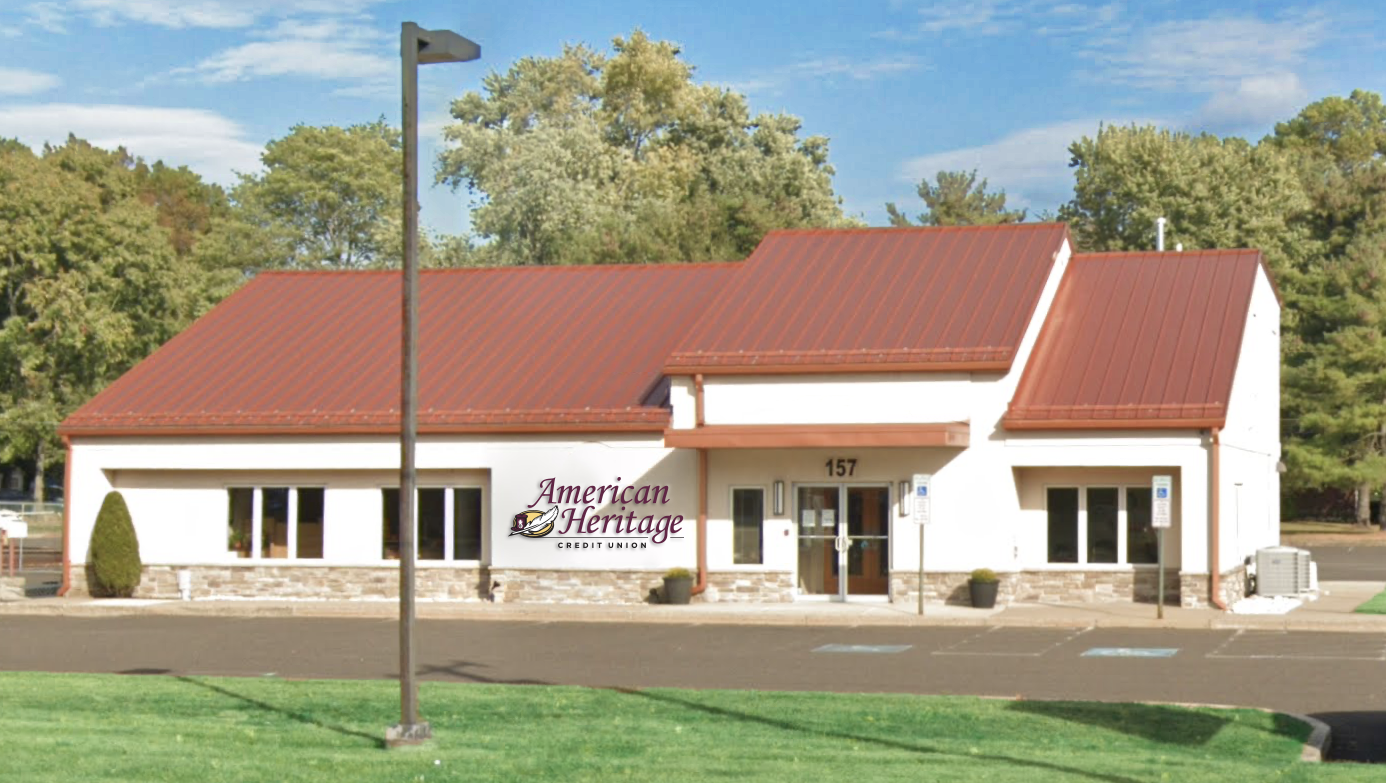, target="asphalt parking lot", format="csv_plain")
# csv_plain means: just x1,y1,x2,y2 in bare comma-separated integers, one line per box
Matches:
1306,544,1386,582
2,617,1383,762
